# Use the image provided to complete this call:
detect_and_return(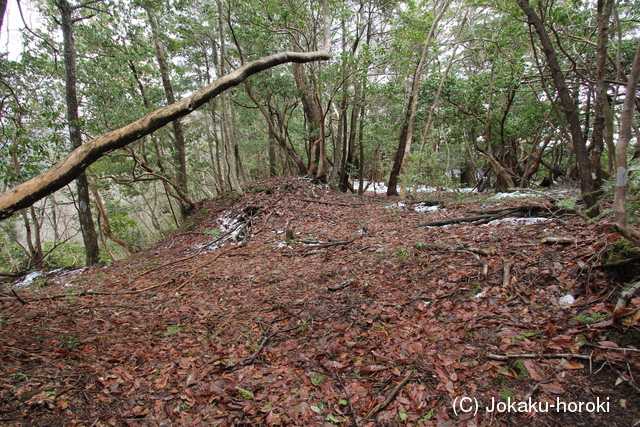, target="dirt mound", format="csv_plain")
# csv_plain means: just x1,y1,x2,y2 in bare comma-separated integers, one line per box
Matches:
1,177,639,426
